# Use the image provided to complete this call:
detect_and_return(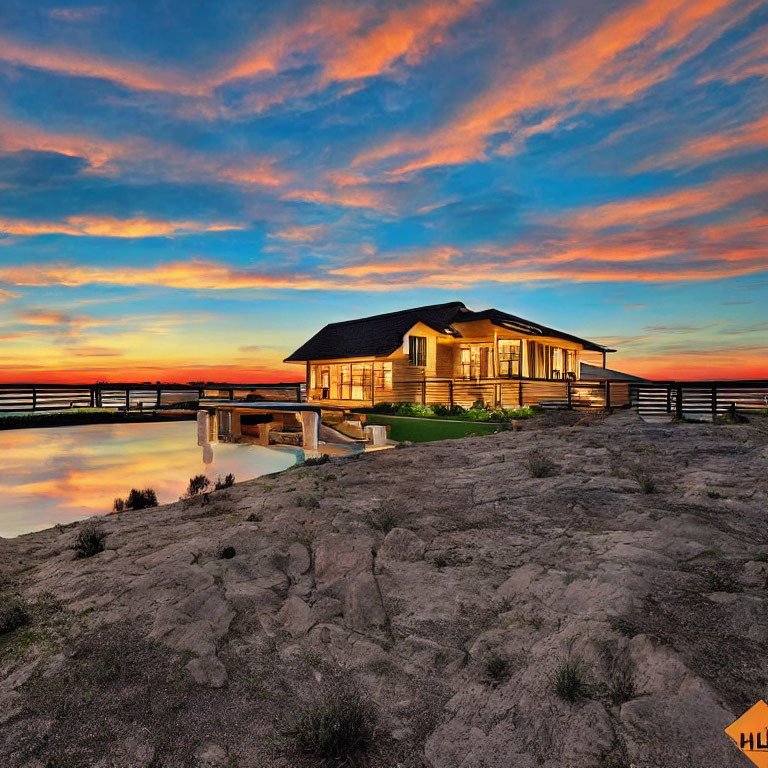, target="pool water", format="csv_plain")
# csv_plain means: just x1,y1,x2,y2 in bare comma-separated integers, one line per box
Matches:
0,421,300,537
